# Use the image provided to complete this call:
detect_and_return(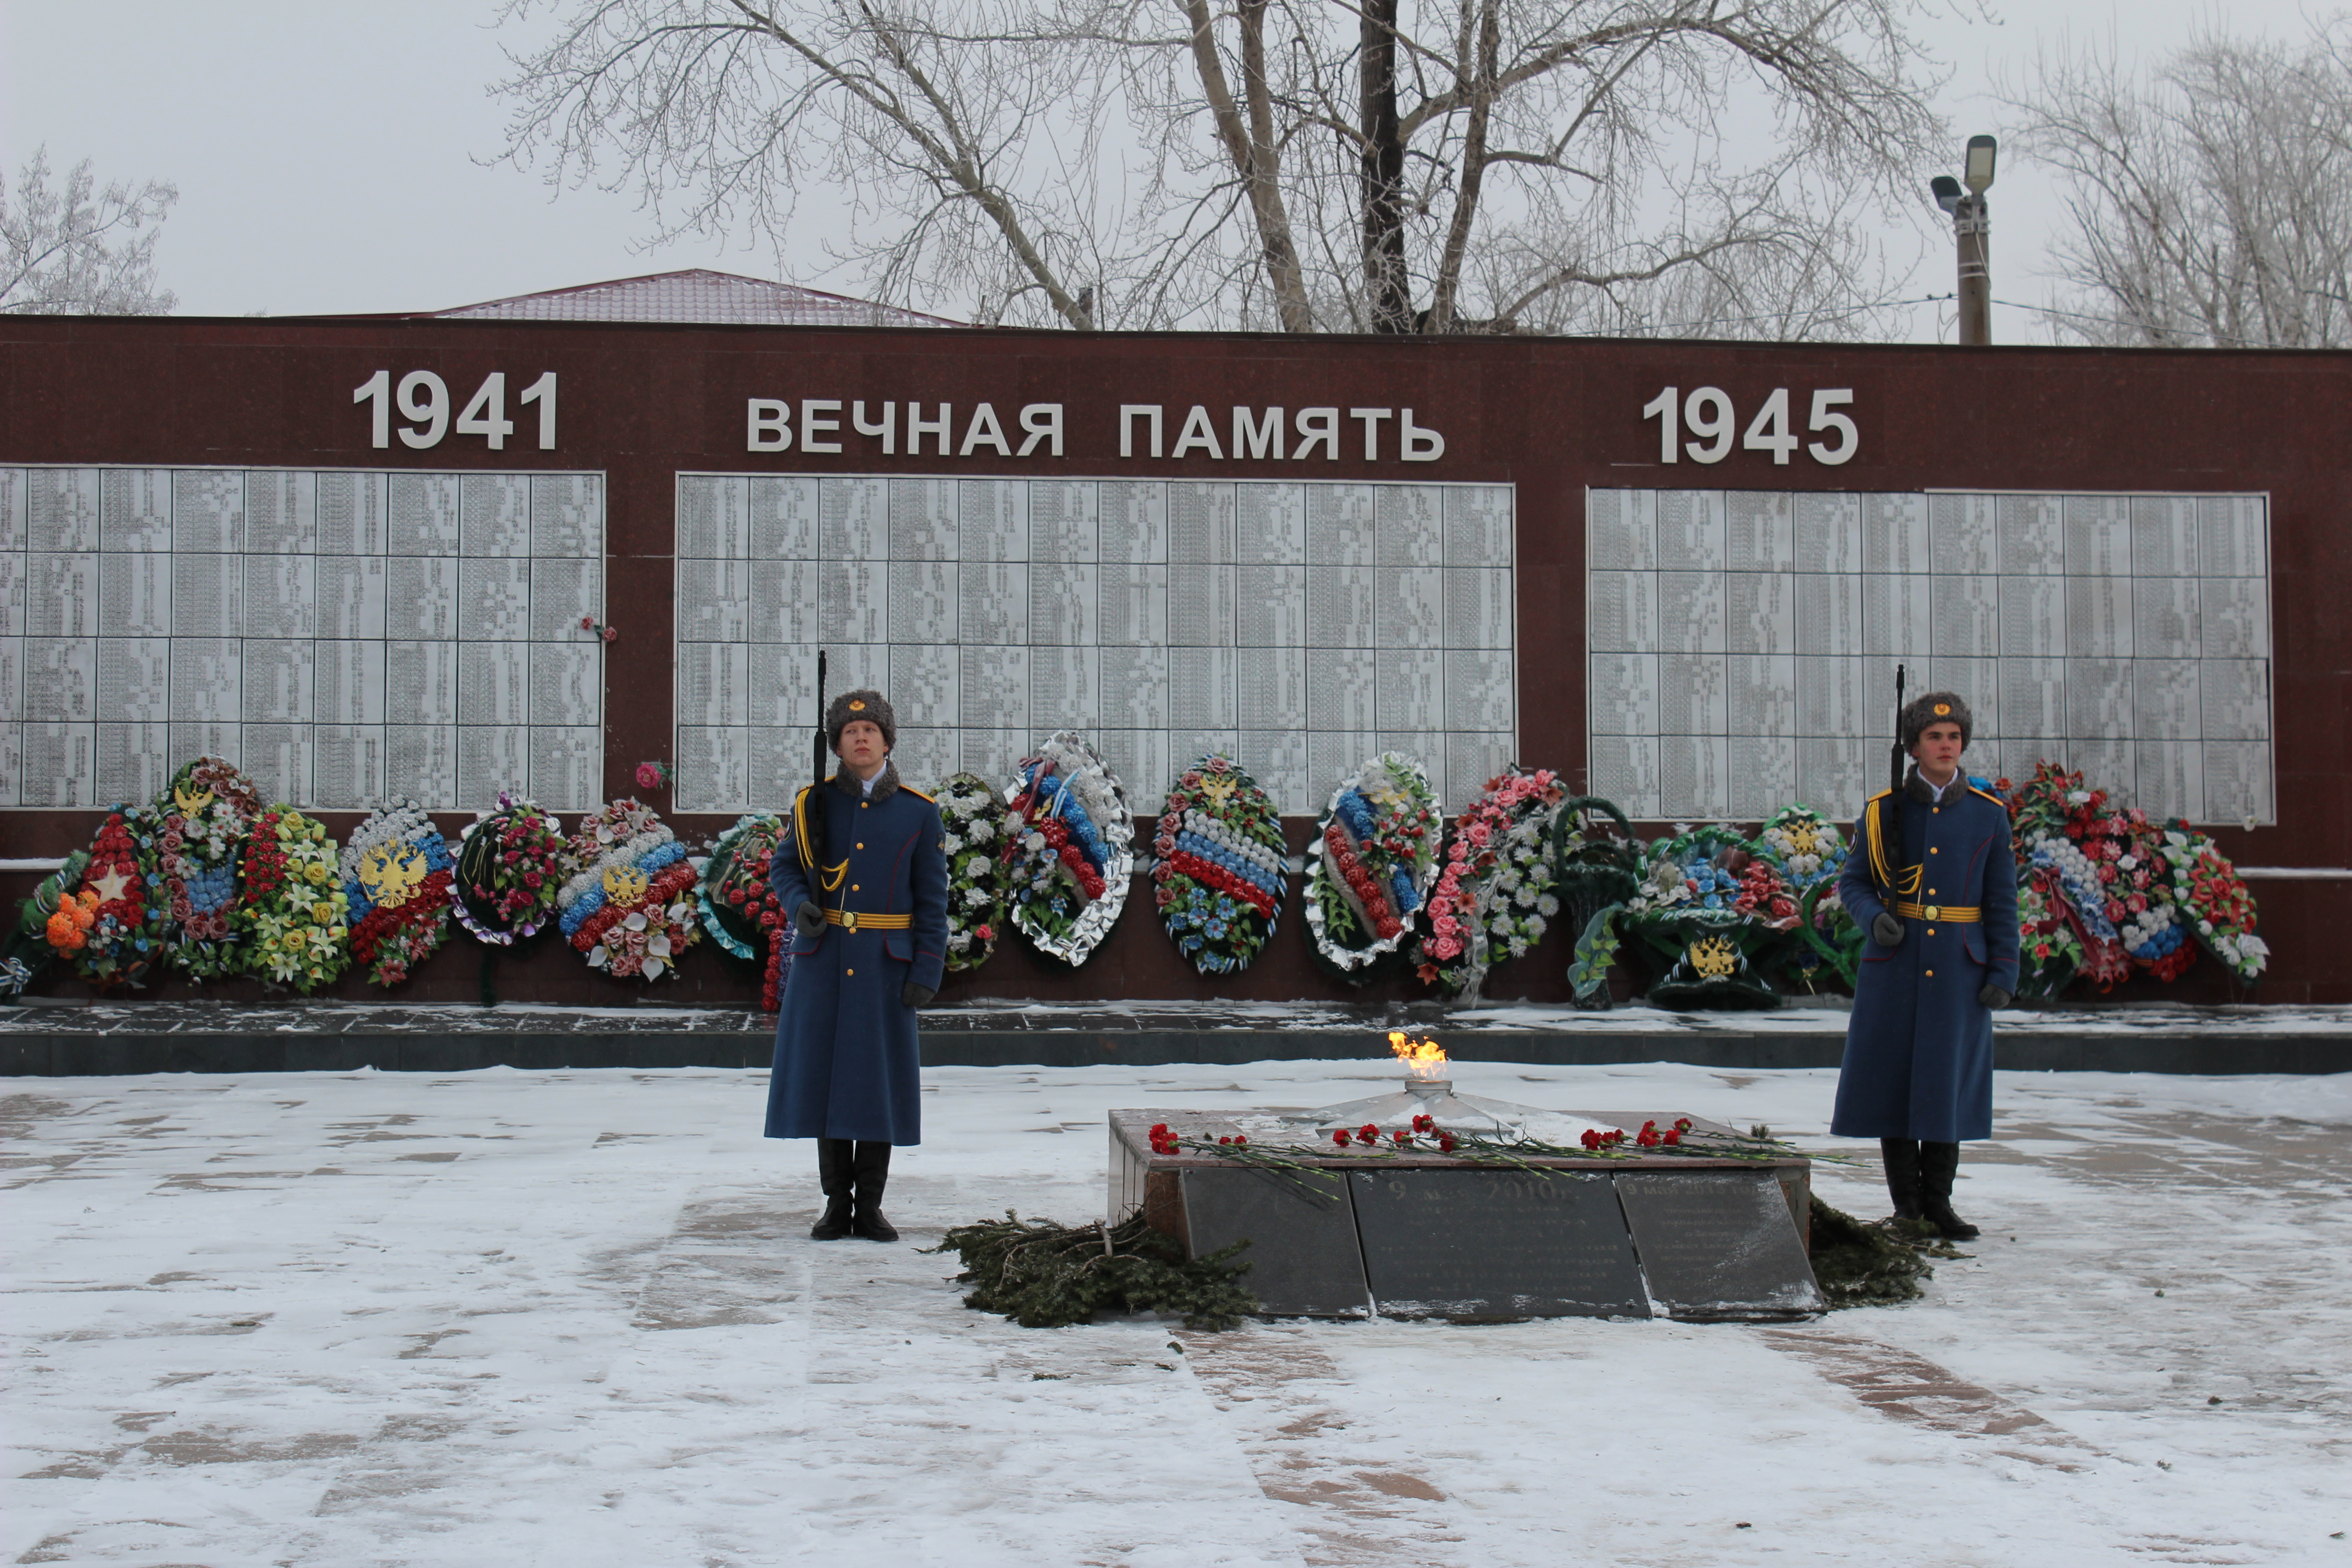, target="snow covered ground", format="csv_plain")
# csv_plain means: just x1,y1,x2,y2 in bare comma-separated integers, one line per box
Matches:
5,1057,2347,1566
